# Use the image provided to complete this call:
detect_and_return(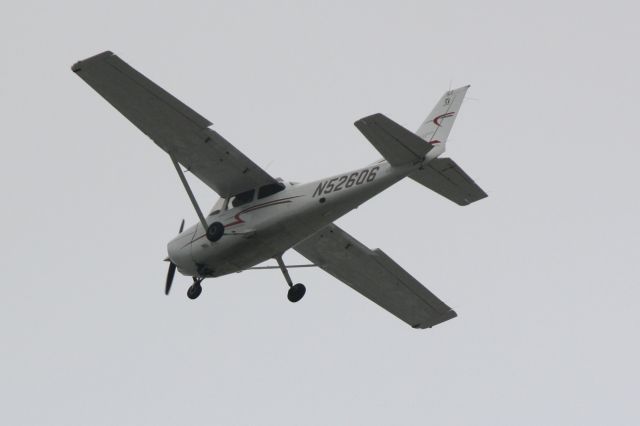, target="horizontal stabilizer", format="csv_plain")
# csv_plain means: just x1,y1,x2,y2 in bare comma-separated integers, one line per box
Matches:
411,158,487,206
355,113,433,166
